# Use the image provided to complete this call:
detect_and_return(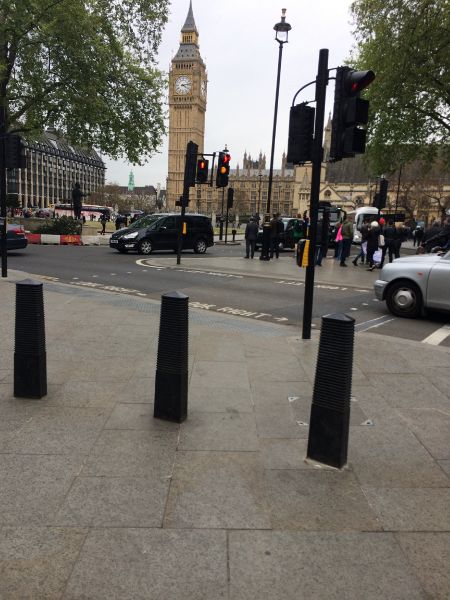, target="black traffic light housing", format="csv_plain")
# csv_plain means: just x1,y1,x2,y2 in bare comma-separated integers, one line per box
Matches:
183,140,198,191
373,178,388,210
287,103,315,165
330,67,375,162
216,152,231,188
196,157,209,184
227,187,234,209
